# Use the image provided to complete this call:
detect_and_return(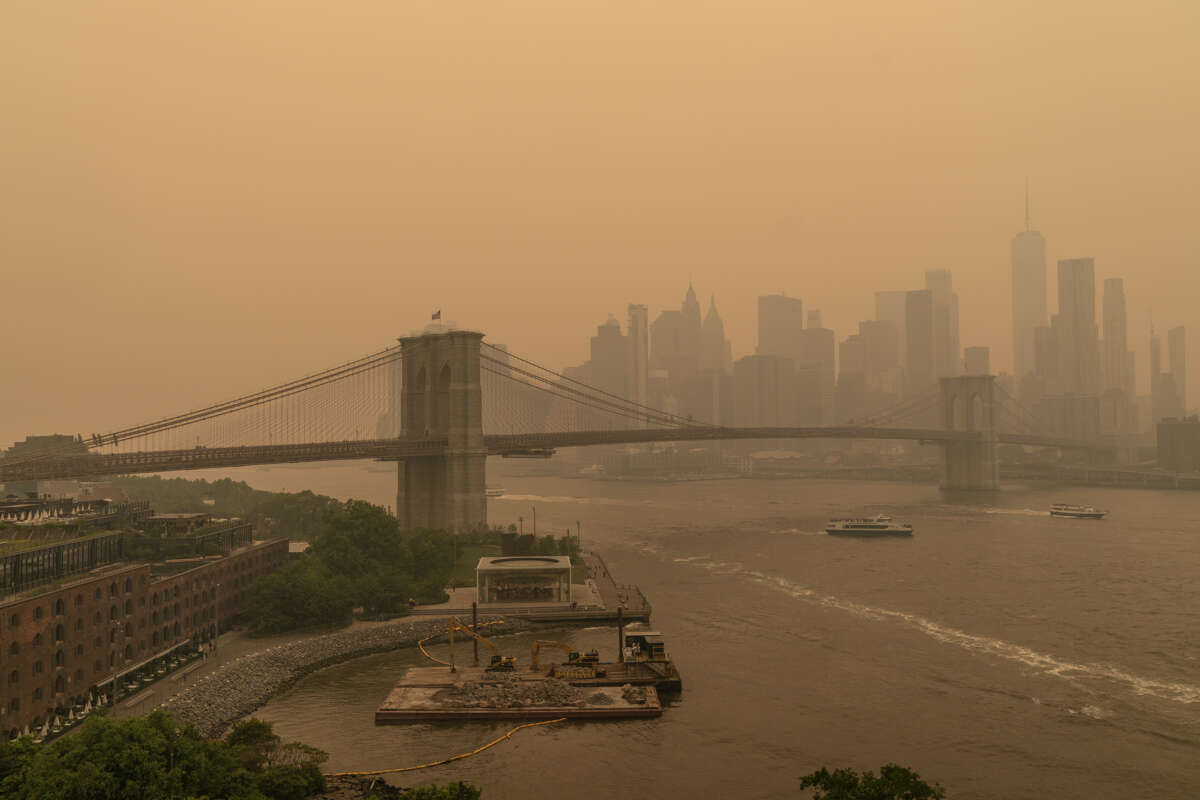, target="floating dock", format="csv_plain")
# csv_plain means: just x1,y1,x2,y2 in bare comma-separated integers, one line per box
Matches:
398,662,682,693
375,682,661,723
